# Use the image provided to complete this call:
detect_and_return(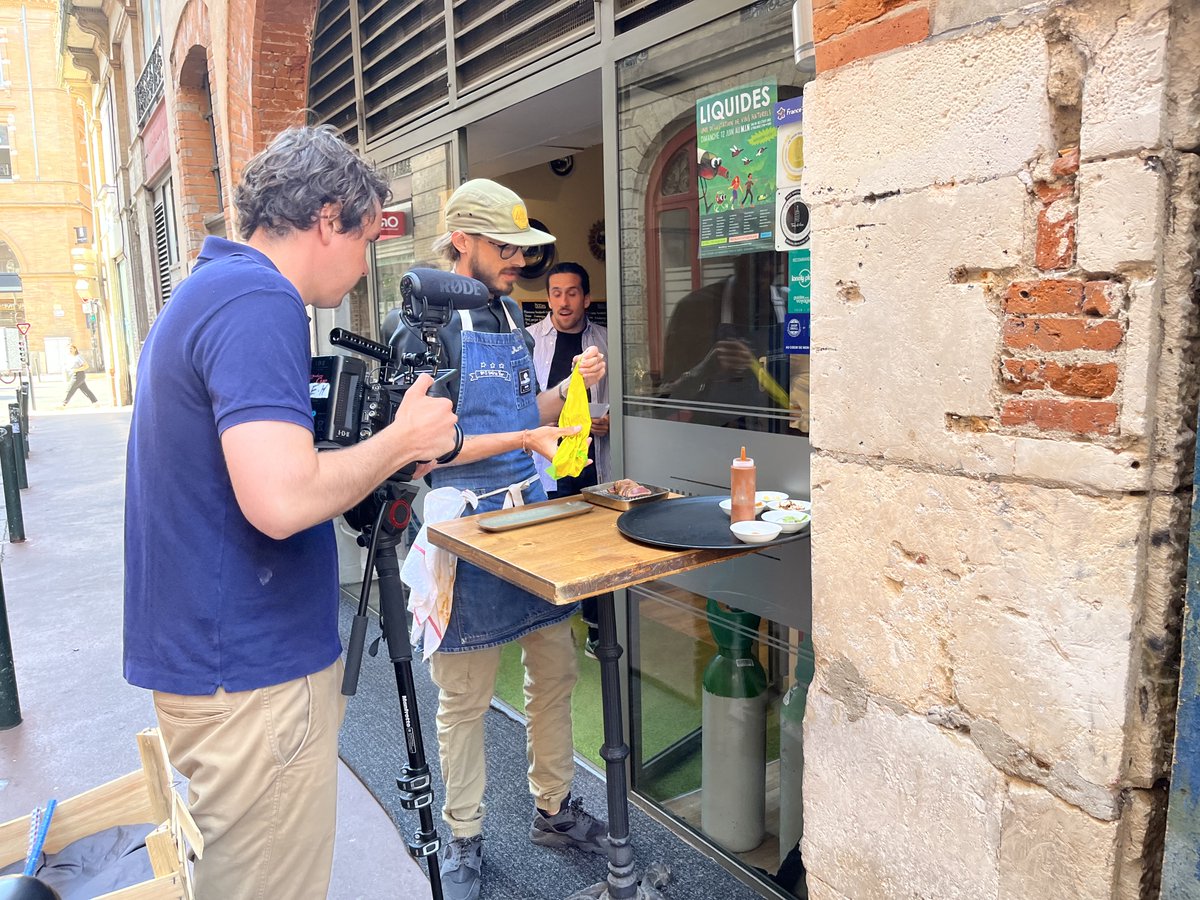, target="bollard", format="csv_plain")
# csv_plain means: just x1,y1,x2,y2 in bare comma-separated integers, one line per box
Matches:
8,405,27,490
16,386,29,458
0,565,21,729
0,427,26,543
